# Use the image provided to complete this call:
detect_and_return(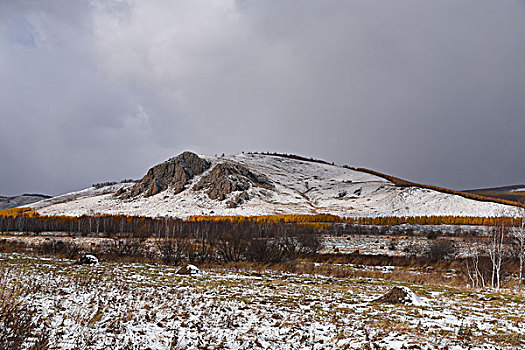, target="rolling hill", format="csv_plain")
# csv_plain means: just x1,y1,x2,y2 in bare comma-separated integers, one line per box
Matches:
28,152,523,218
0,194,51,209
464,185,525,206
